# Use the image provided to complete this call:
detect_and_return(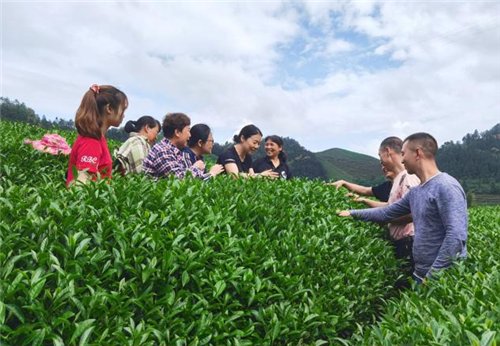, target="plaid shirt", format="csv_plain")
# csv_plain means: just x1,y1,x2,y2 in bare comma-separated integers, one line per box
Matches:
143,138,210,180
114,133,150,174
